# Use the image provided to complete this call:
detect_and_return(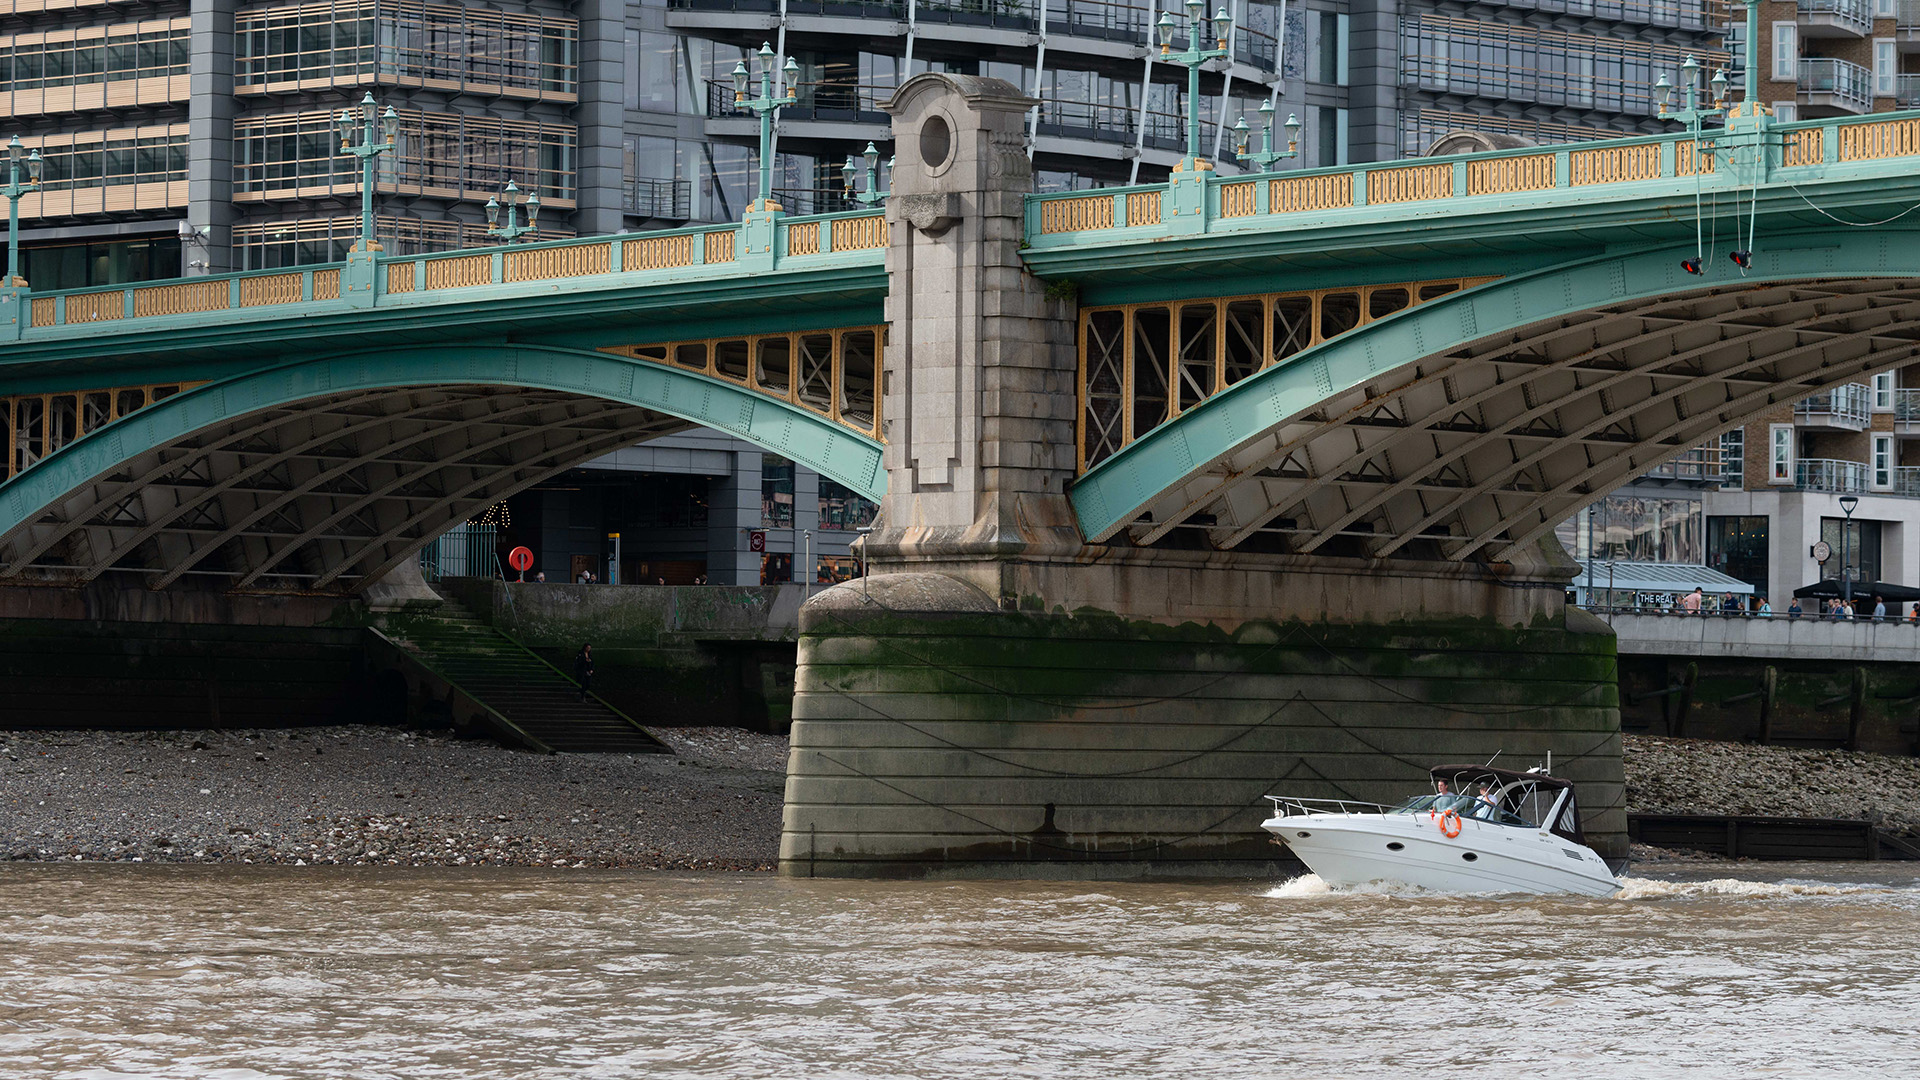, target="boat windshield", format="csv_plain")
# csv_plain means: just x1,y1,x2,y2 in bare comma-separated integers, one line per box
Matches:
1389,793,1534,828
